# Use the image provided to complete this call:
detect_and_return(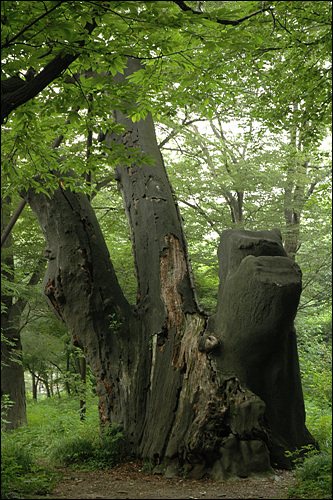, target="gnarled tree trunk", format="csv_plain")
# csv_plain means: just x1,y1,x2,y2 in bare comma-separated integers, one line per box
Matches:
24,59,317,478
